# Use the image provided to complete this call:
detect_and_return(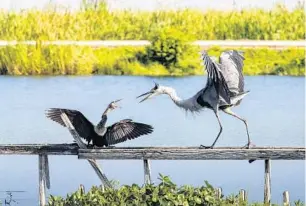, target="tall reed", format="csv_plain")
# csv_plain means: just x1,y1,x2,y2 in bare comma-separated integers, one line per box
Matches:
0,3,303,40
